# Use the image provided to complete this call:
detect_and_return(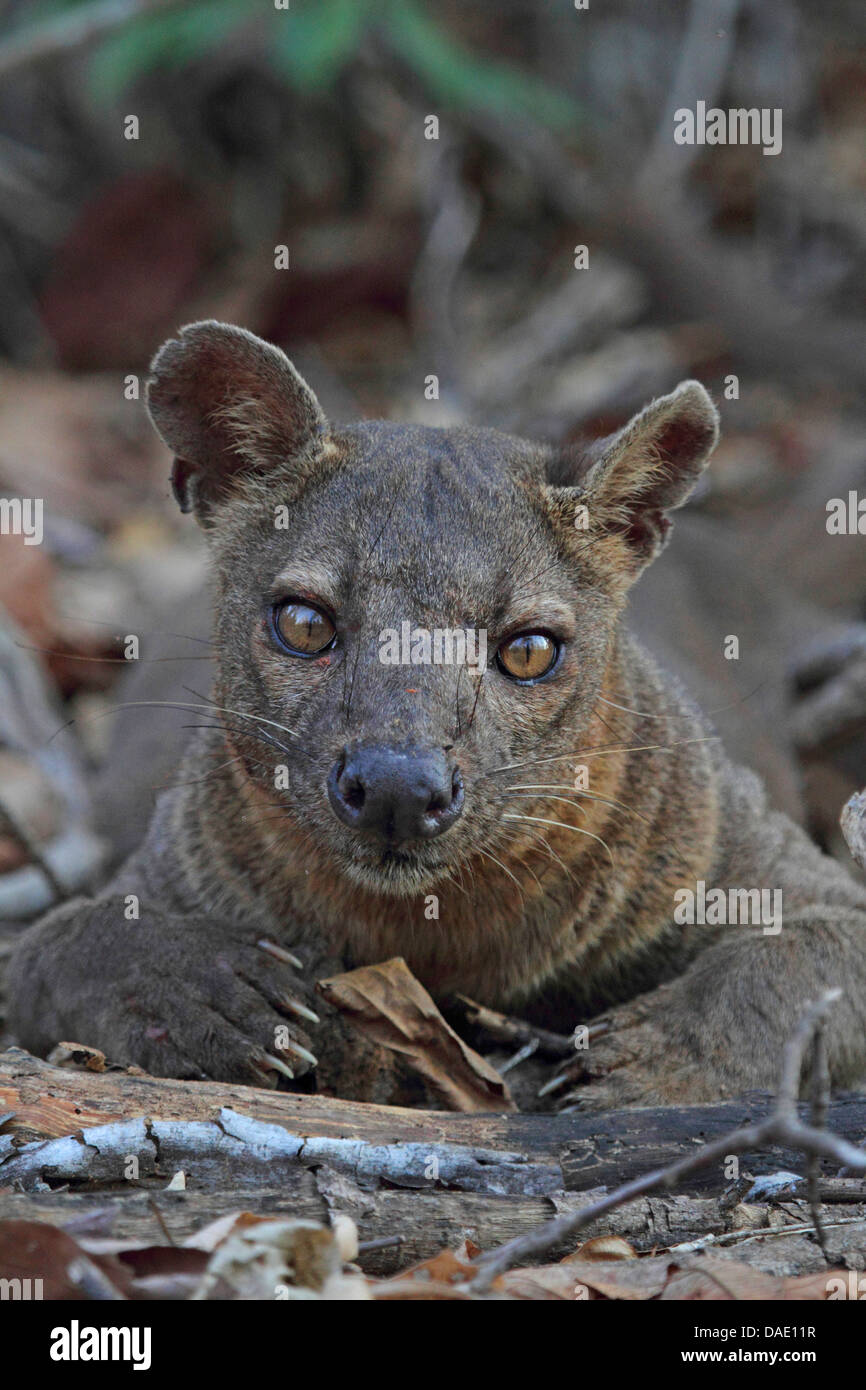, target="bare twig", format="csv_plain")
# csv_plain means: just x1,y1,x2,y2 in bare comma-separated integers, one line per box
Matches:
147,1197,176,1248
666,1213,866,1256
0,795,65,903
454,995,574,1059
841,791,866,872
431,97,866,395
467,991,864,1290
465,257,645,421
357,1235,405,1256
408,136,480,412
808,1019,831,1261
641,0,740,189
